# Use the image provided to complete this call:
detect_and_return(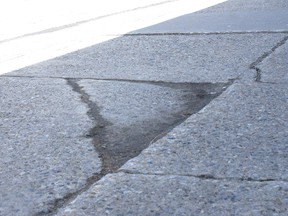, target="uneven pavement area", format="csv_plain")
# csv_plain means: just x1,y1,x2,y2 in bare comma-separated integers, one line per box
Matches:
71,80,228,171
1,0,288,215
121,83,288,180
56,83,288,215
2,33,287,215
0,77,228,215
